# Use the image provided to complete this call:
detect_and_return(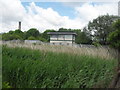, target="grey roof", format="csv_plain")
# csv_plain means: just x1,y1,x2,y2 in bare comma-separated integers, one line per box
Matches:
47,32,77,35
